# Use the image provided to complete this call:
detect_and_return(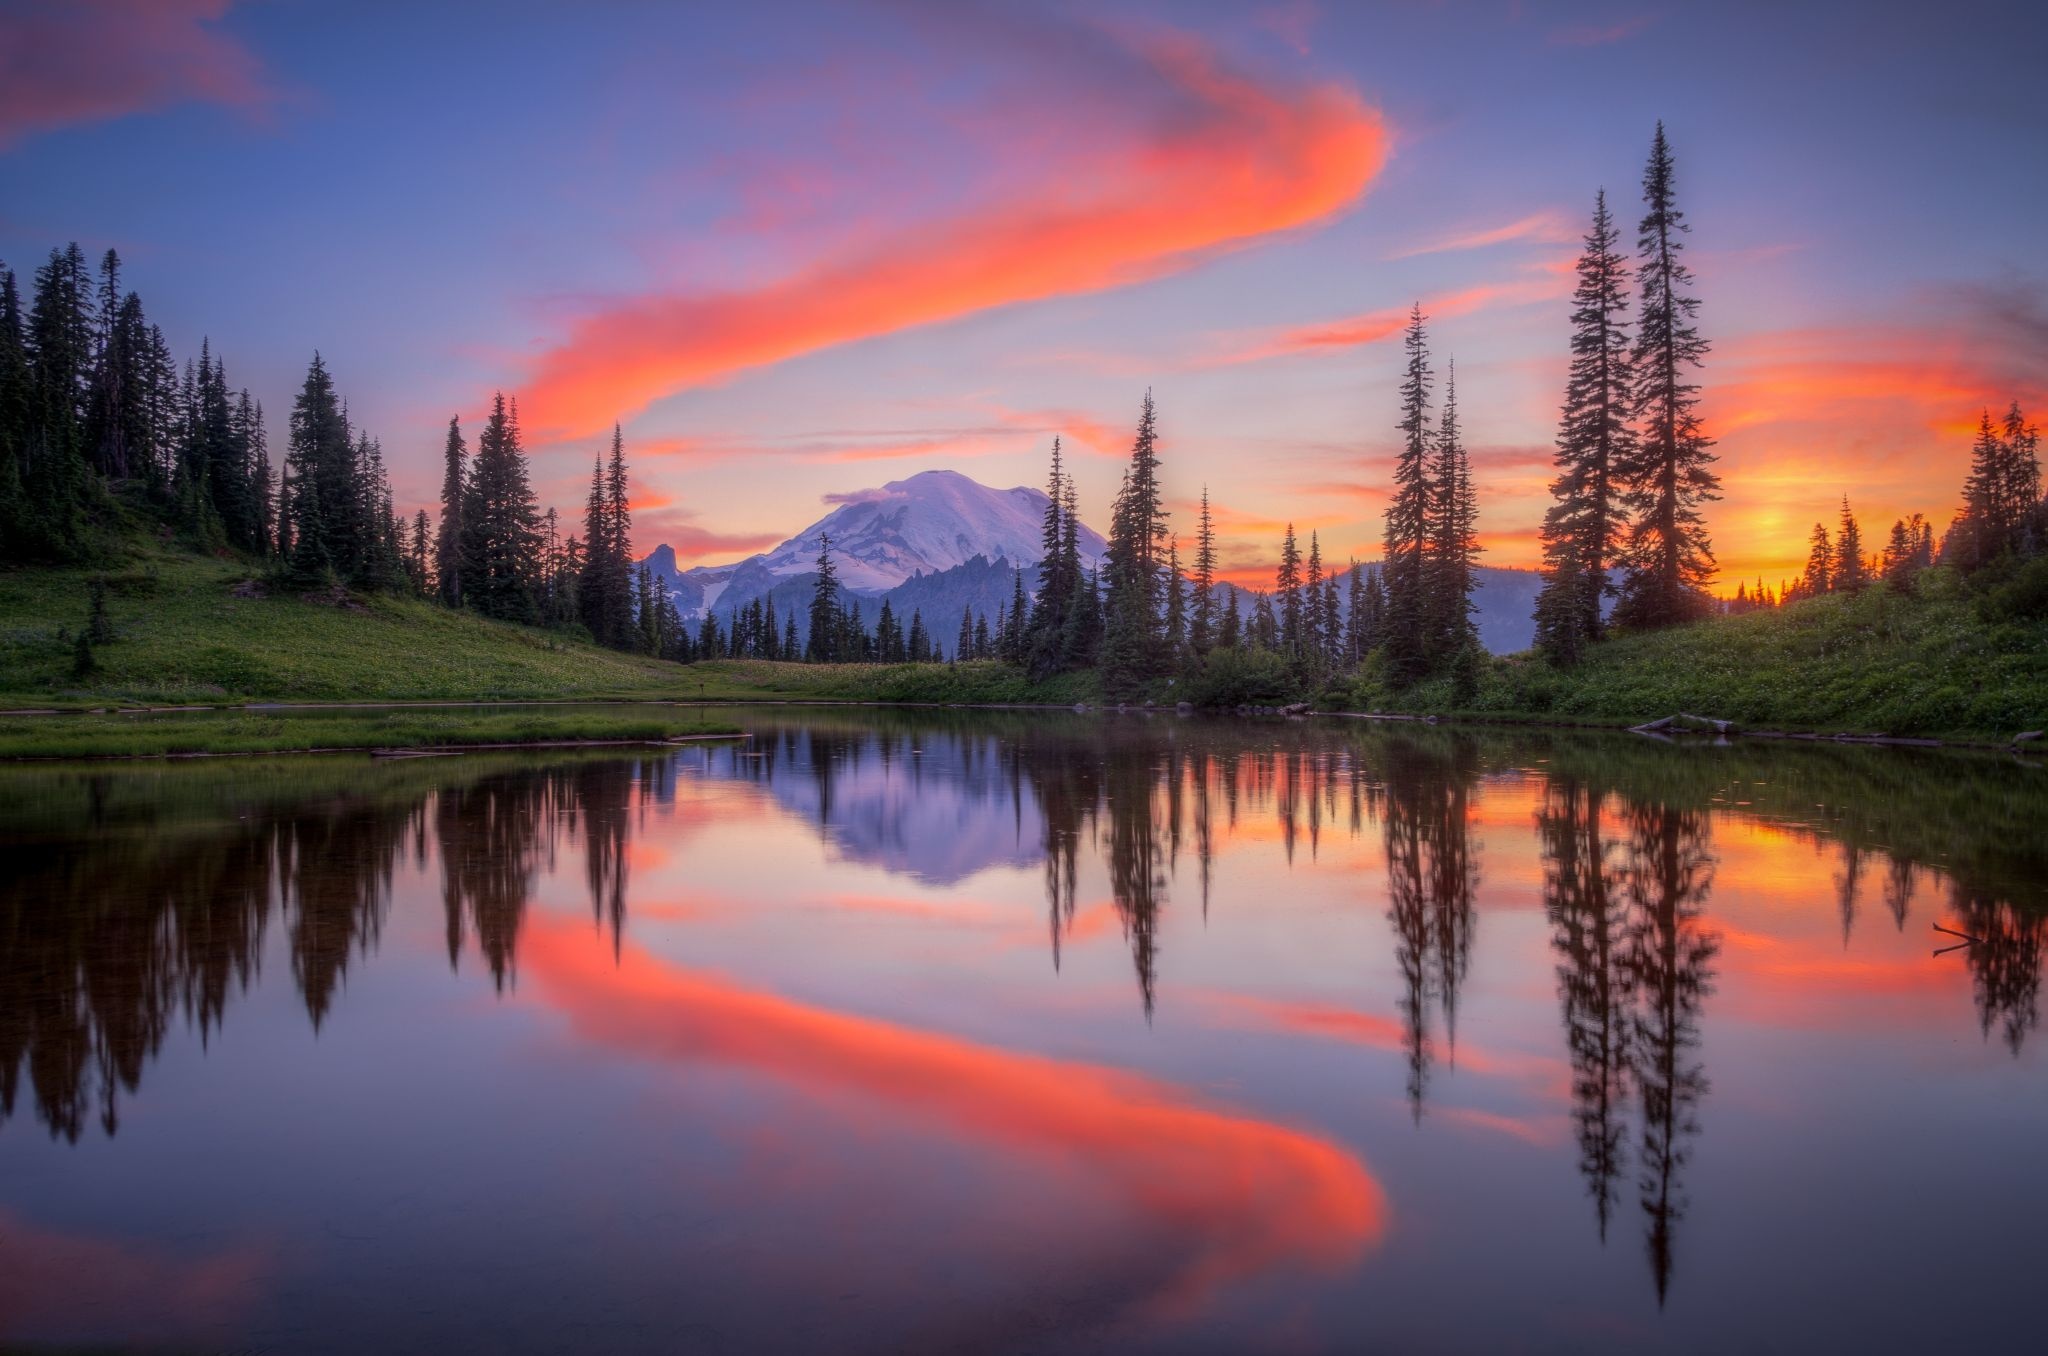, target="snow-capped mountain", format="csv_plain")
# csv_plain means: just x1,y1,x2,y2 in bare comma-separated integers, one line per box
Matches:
646,469,1107,618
